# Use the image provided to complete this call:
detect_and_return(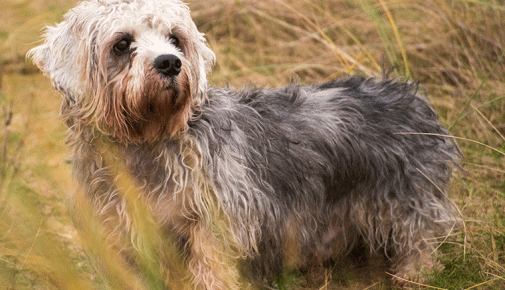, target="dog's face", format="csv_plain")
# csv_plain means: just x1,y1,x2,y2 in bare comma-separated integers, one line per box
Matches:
29,0,216,143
